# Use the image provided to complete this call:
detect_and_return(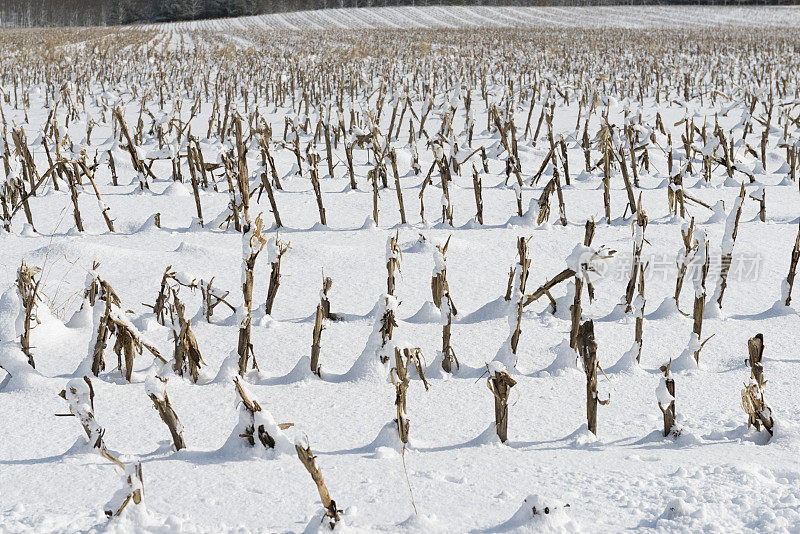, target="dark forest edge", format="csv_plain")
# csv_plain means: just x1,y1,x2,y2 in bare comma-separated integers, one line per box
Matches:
0,0,795,28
